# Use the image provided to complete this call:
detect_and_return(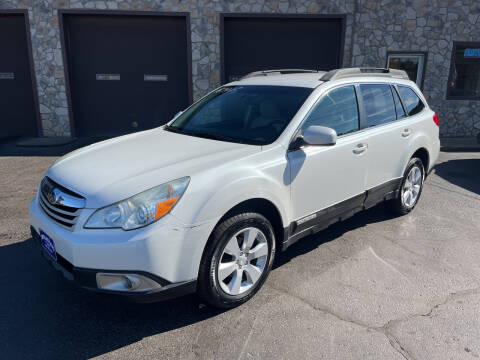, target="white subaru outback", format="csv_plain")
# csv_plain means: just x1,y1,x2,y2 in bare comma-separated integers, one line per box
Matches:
30,68,440,308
